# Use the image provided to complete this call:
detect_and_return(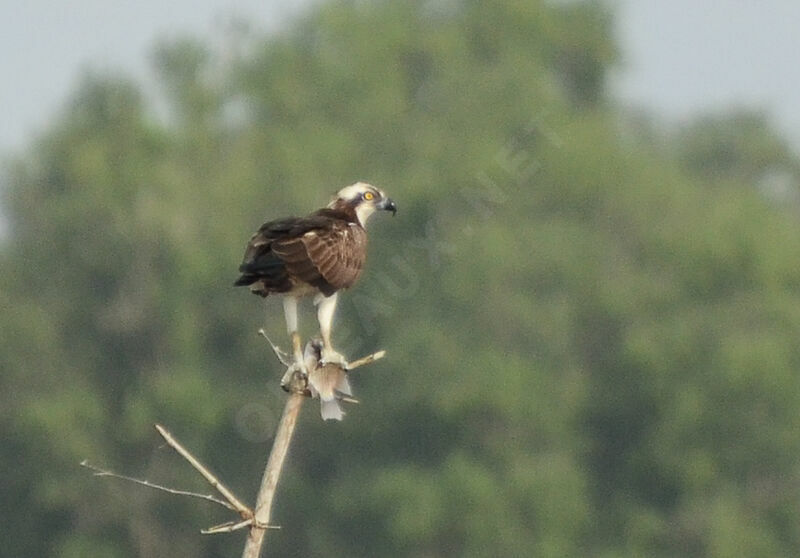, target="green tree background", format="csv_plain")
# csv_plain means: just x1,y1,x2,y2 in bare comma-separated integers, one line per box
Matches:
3,1,800,556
